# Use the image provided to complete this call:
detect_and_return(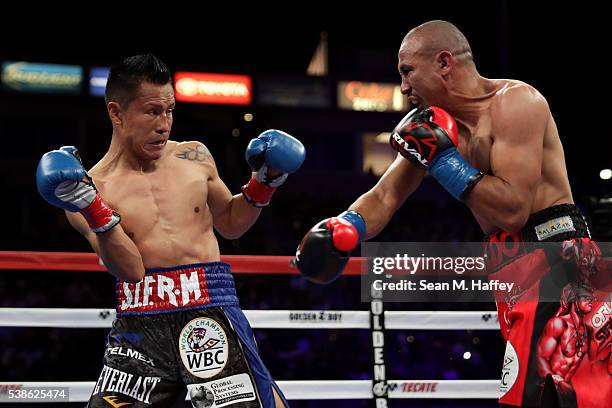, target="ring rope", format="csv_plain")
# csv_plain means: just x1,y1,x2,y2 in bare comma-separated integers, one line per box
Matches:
0,308,500,330
0,380,501,401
